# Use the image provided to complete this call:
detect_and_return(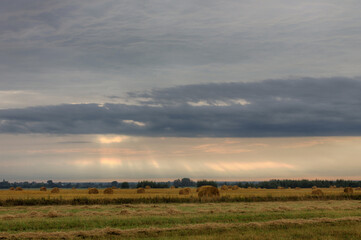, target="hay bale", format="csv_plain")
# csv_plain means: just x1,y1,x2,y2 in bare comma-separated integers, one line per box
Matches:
196,187,200,192
227,186,233,190
15,187,23,191
9,187,15,190
145,185,151,189
311,189,323,196
295,187,301,190
232,185,239,190
111,186,118,189
88,188,99,194
221,185,228,191
344,187,354,194
137,188,145,193
170,186,175,189
103,188,114,194
329,185,336,188
312,186,317,189
40,187,47,191
179,188,191,195
356,187,361,191
198,186,220,200
51,187,60,194
72,187,76,190
277,186,284,189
